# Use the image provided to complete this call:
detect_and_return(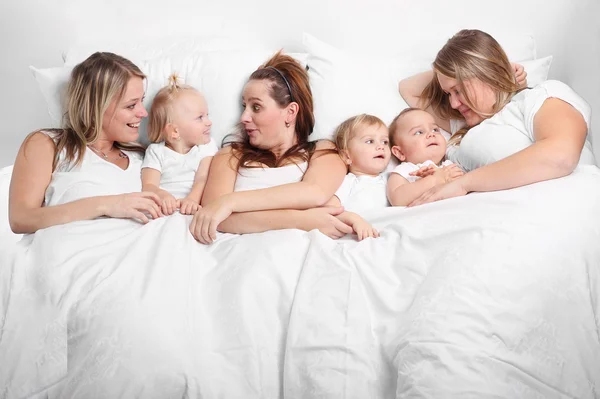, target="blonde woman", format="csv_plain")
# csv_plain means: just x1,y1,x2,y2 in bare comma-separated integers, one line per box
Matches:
398,29,595,206
9,52,162,234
